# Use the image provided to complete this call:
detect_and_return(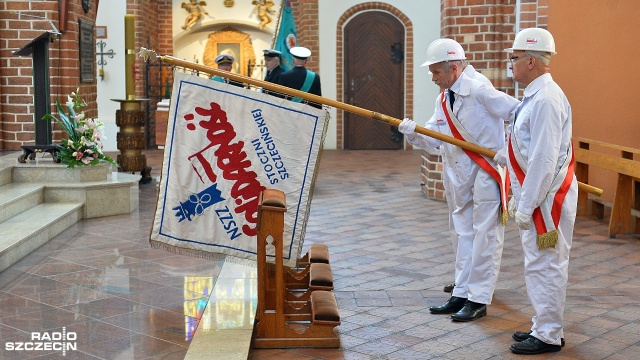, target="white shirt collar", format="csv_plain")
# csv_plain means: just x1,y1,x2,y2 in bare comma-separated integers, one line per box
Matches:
523,73,553,97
